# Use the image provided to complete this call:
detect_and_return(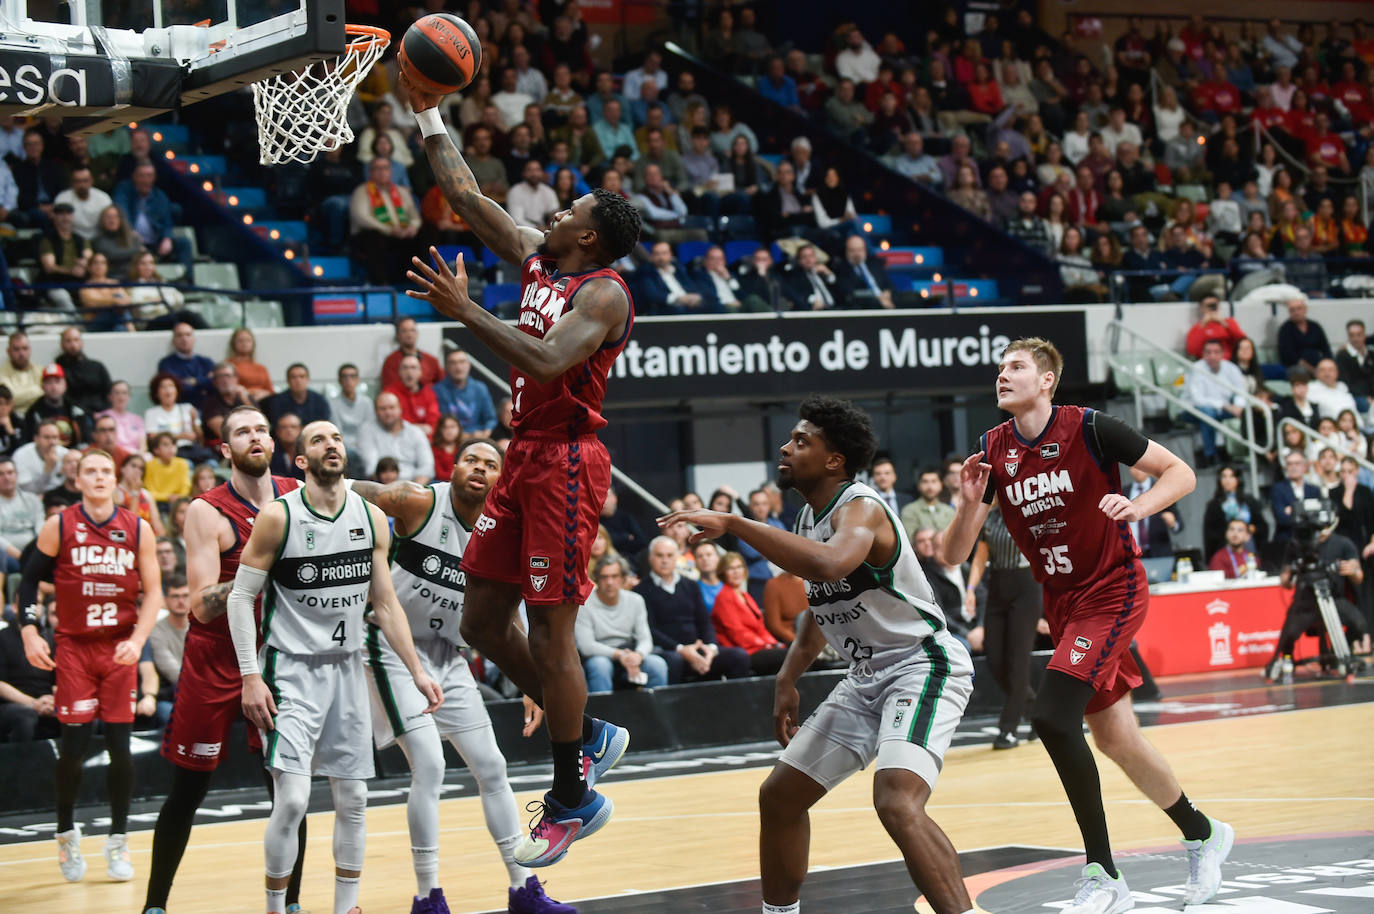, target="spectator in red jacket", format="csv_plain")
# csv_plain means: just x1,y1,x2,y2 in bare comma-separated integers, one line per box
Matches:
966,62,1005,116
1331,61,1372,125
710,551,788,676
379,316,443,390
1193,73,1242,118
1208,518,1259,579
1186,296,1246,360
1250,86,1289,133
1066,165,1104,232
1304,113,1351,174
384,352,441,437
